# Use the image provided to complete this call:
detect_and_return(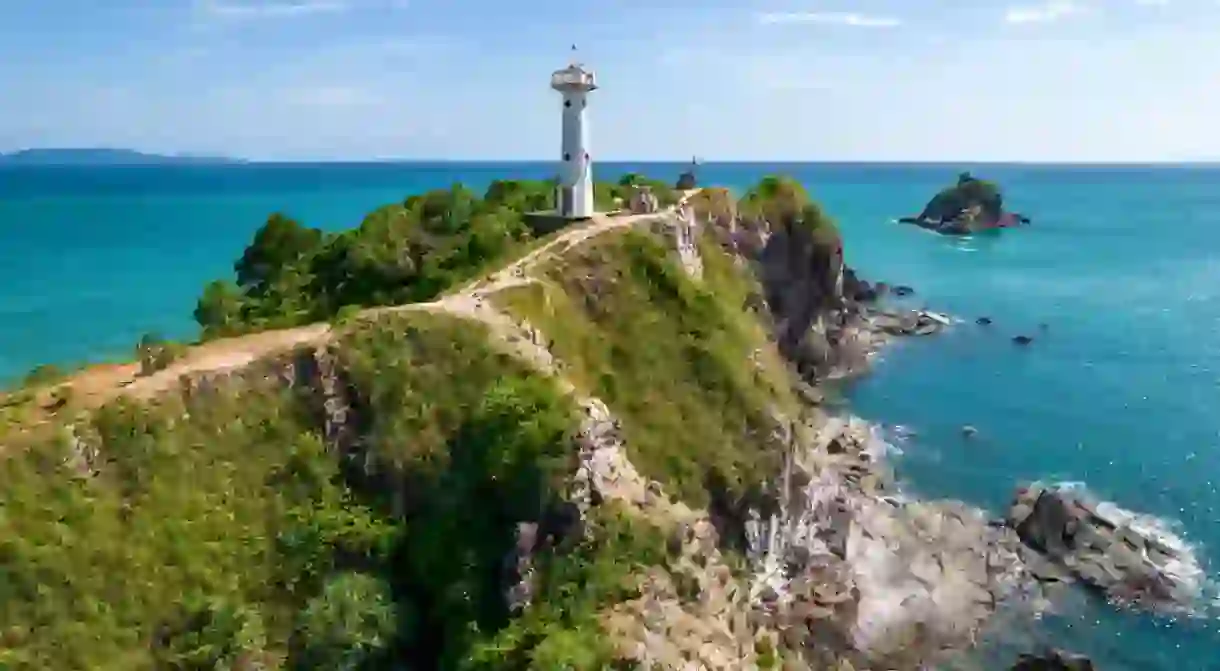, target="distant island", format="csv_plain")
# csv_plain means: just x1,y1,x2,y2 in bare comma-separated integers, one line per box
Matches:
898,172,1031,235
0,148,243,166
